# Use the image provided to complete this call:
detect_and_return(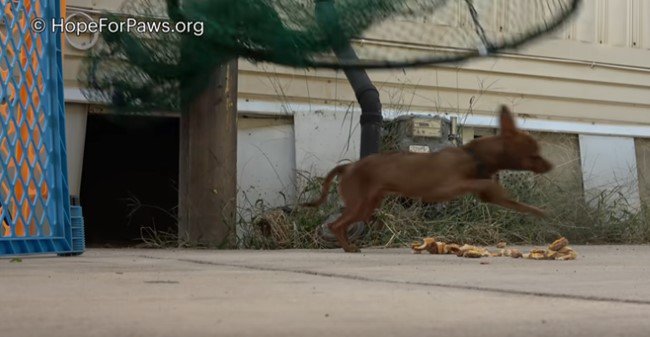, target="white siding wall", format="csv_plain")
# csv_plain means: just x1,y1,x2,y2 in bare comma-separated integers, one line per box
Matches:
579,134,641,210
237,117,296,217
